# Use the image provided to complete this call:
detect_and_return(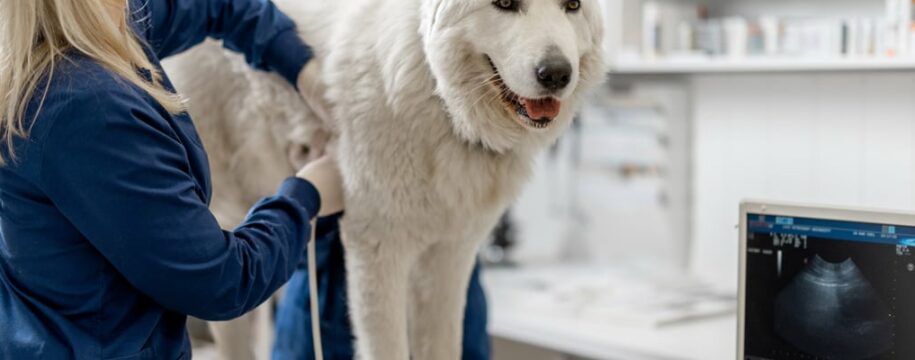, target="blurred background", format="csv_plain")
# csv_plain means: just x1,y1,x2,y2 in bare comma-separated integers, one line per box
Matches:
484,0,915,358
